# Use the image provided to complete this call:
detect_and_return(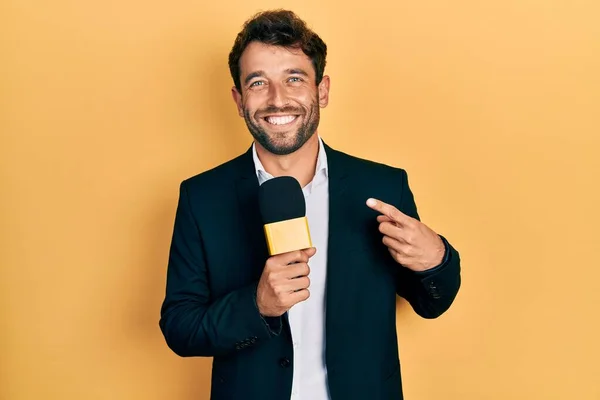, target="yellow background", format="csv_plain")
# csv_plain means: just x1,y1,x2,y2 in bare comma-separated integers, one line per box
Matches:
2,0,599,399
